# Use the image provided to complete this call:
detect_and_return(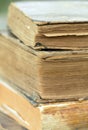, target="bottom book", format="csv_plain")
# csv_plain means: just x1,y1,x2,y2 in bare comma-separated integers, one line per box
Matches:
0,80,88,130
0,110,27,130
